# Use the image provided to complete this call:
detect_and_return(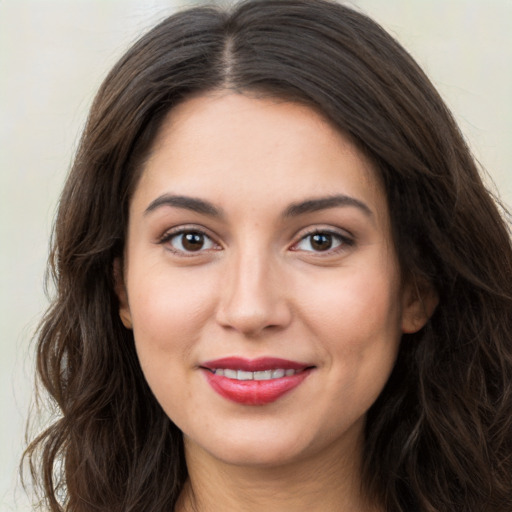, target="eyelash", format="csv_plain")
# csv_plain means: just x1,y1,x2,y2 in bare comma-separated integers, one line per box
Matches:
290,228,354,254
158,226,221,256
158,226,354,256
